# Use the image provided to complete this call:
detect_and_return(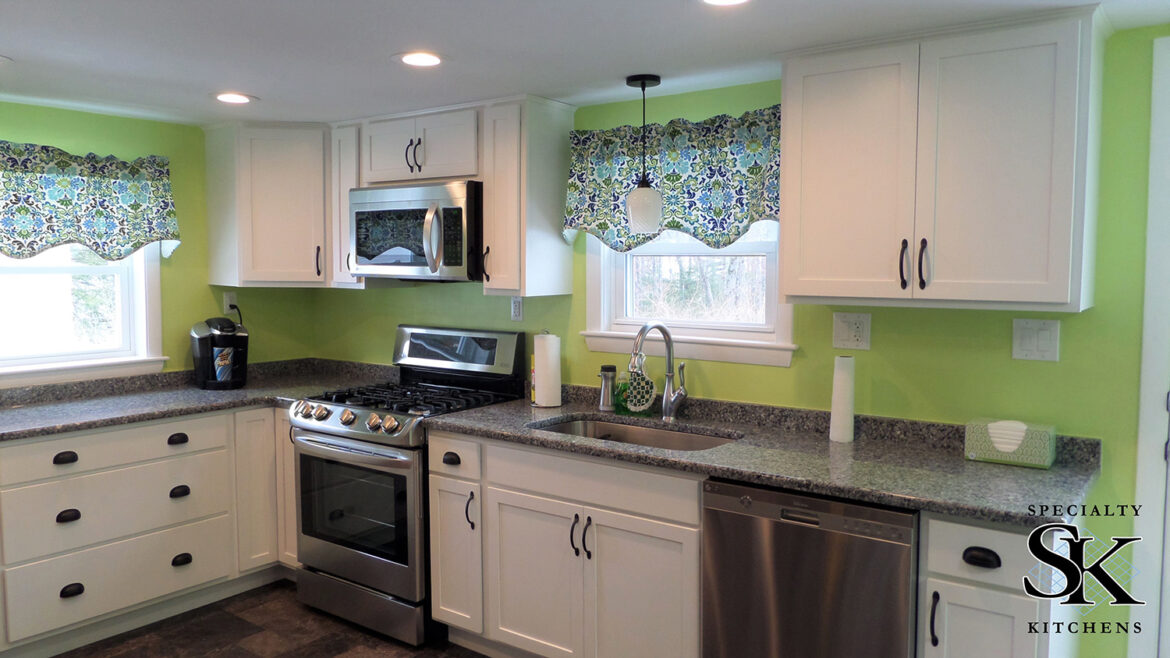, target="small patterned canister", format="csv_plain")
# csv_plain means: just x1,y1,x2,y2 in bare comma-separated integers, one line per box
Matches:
964,418,1055,469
